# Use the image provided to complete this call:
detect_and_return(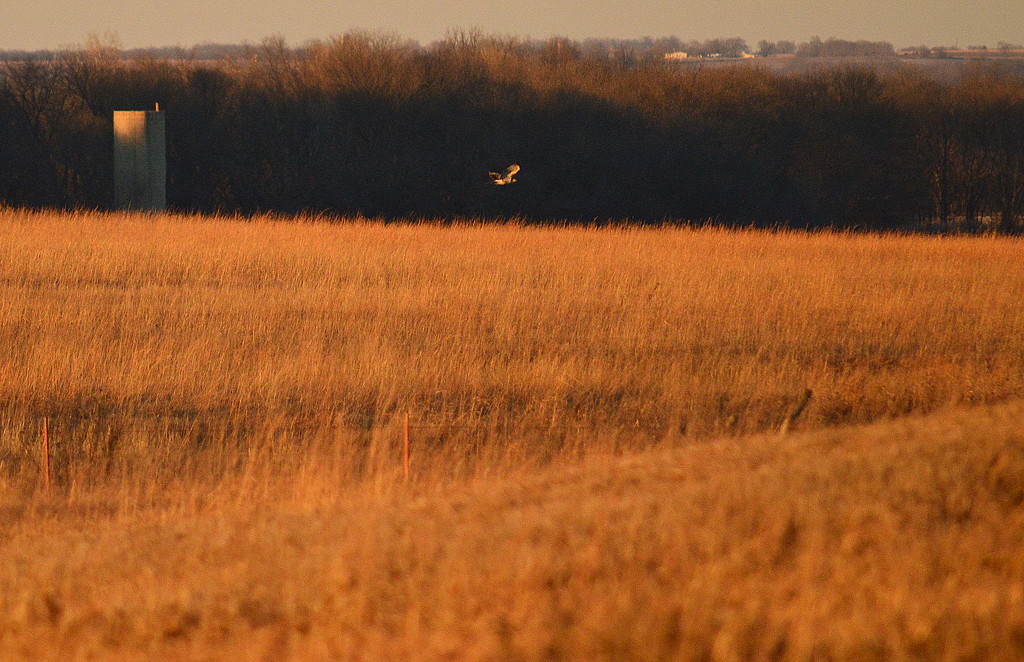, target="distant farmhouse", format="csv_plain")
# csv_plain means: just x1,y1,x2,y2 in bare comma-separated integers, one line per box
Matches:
664,51,757,61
